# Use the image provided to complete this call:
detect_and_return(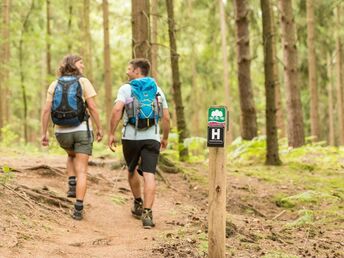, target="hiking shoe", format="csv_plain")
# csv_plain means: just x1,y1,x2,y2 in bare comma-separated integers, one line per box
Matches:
131,199,143,219
67,185,76,198
71,208,83,220
142,209,155,229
